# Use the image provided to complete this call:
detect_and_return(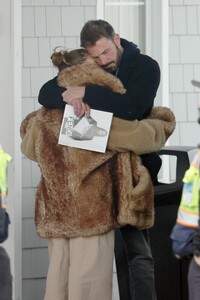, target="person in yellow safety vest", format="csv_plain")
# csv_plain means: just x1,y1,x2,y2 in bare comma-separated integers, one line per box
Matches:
0,147,12,298
177,150,200,229
171,149,200,299
170,150,200,259
186,150,200,300
0,146,12,206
